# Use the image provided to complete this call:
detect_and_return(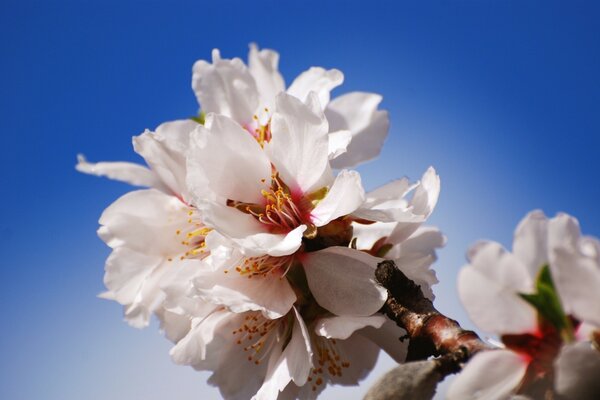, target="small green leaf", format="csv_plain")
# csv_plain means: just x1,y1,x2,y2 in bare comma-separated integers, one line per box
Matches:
519,265,574,342
190,111,206,125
